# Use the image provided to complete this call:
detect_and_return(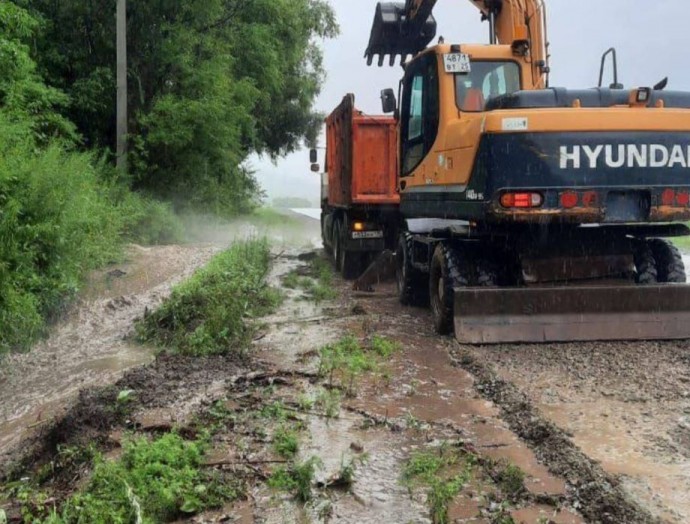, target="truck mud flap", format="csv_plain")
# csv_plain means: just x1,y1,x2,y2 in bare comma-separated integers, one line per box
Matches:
454,285,690,344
